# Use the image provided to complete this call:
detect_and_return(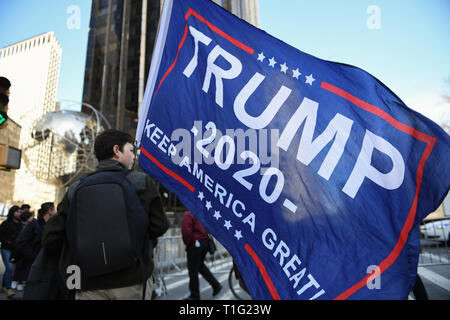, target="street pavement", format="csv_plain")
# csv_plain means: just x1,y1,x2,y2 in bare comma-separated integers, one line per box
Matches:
414,240,450,300
158,255,450,300
155,258,250,300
